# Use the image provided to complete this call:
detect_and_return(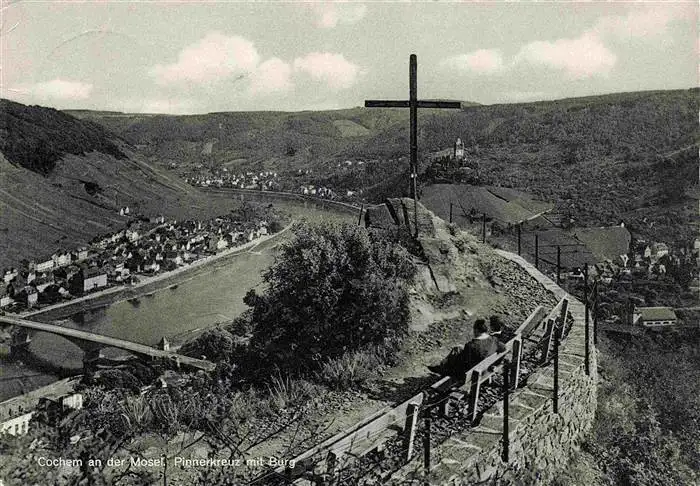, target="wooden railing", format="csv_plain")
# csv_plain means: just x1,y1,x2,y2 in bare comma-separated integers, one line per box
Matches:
253,299,572,485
